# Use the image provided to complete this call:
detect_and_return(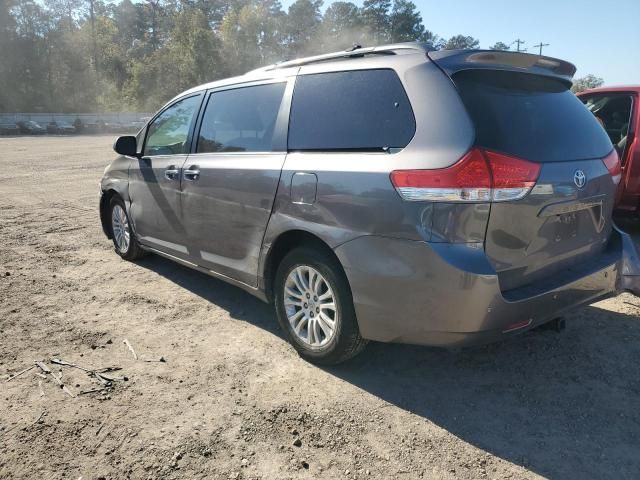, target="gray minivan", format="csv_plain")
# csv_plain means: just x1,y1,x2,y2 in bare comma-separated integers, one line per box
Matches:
100,43,633,364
